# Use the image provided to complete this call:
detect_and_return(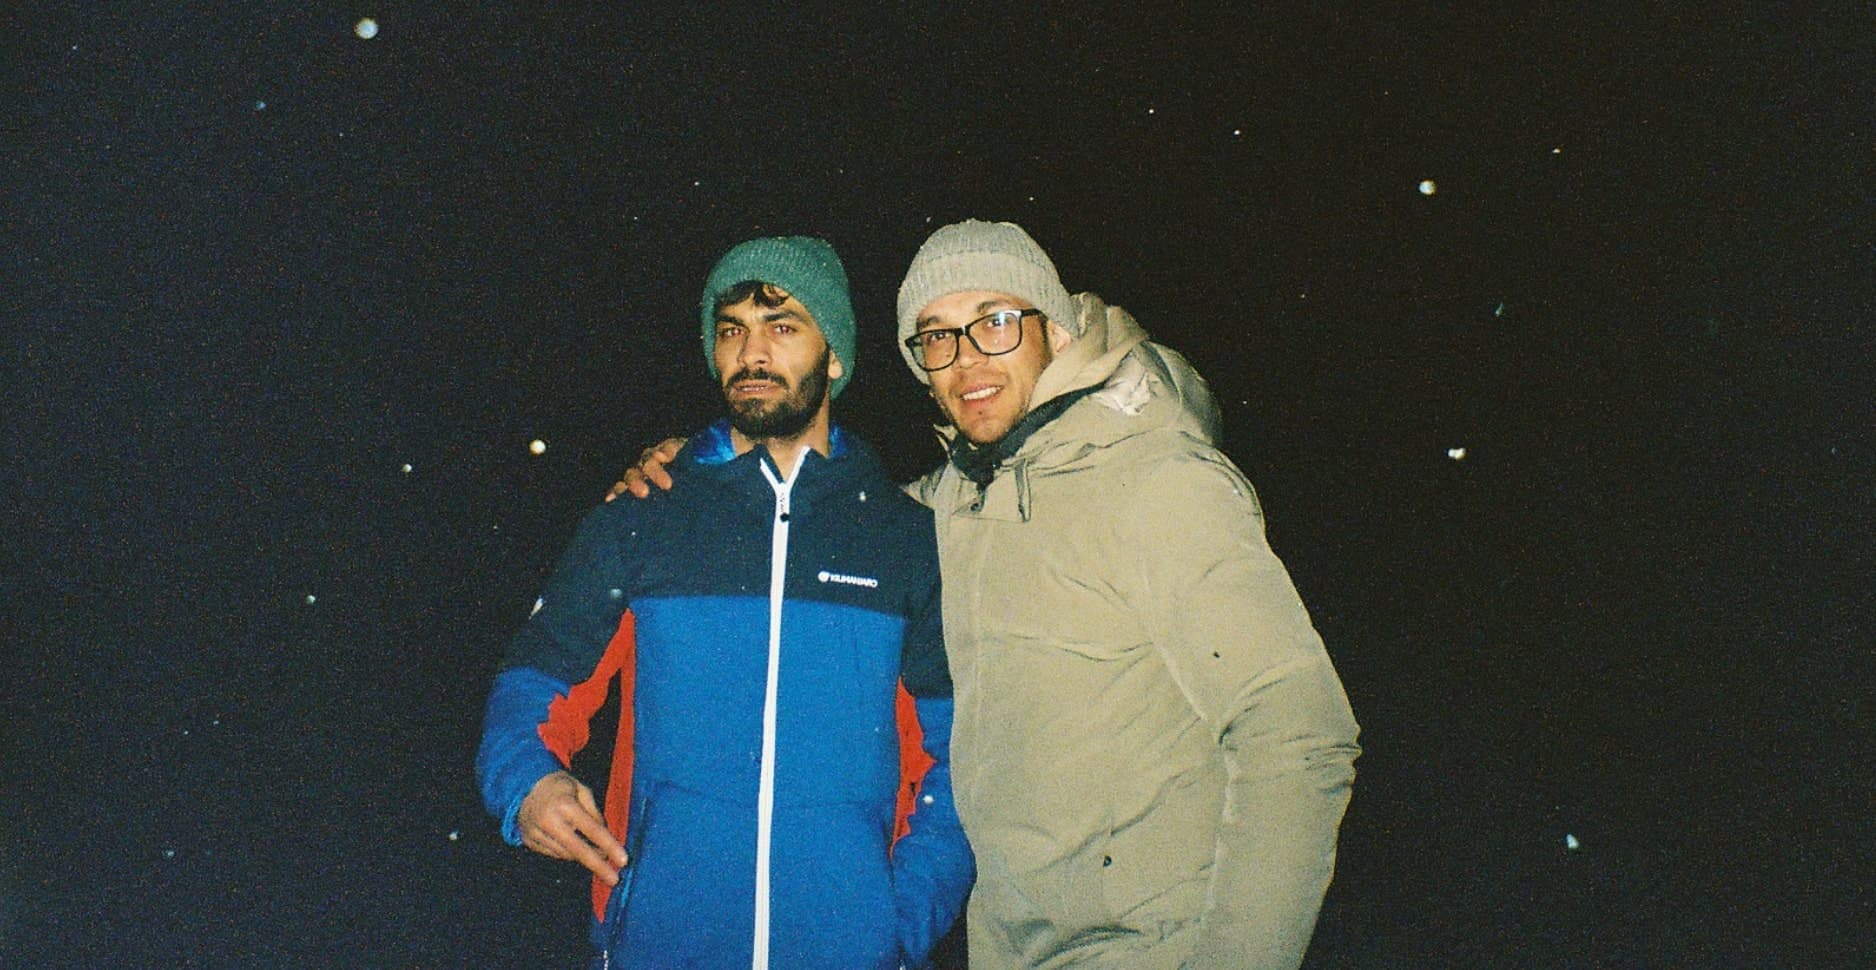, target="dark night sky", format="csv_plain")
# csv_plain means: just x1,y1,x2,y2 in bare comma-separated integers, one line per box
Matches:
5,3,1873,967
